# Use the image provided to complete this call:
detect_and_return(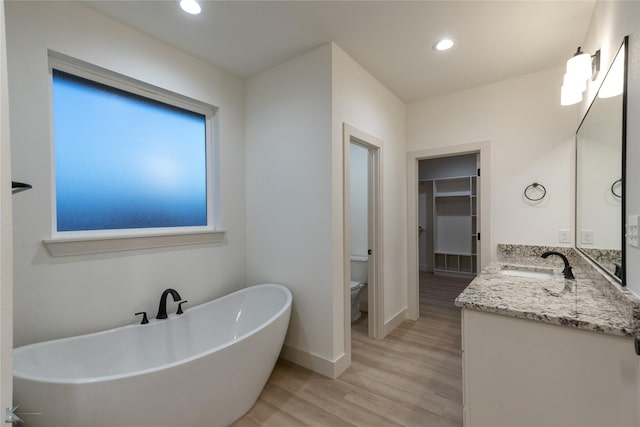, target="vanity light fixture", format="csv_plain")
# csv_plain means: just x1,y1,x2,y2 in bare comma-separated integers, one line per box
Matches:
433,38,454,52
179,0,201,15
561,46,600,106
